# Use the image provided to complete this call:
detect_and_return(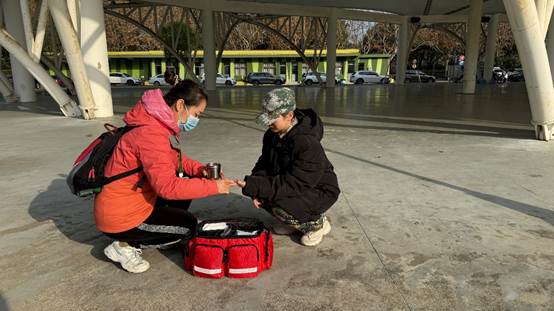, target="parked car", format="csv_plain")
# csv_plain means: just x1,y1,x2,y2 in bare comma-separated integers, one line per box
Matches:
405,70,436,83
301,72,344,86
245,72,286,86
507,68,524,82
350,71,390,84
200,73,237,86
148,74,170,87
492,67,508,84
109,72,142,85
